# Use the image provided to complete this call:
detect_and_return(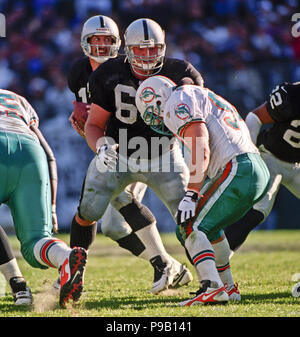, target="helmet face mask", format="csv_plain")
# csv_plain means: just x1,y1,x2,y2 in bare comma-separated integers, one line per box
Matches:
142,105,172,135
135,75,176,136
81,15,121,64
124,18,166,77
